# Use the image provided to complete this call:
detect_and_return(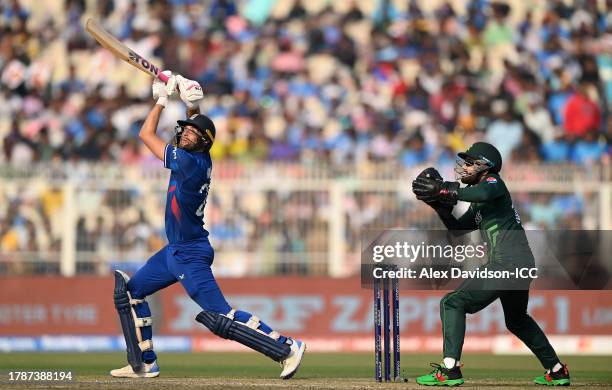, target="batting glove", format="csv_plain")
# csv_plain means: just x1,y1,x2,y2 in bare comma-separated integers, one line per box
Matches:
176,75,204,109
152,70,176,107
